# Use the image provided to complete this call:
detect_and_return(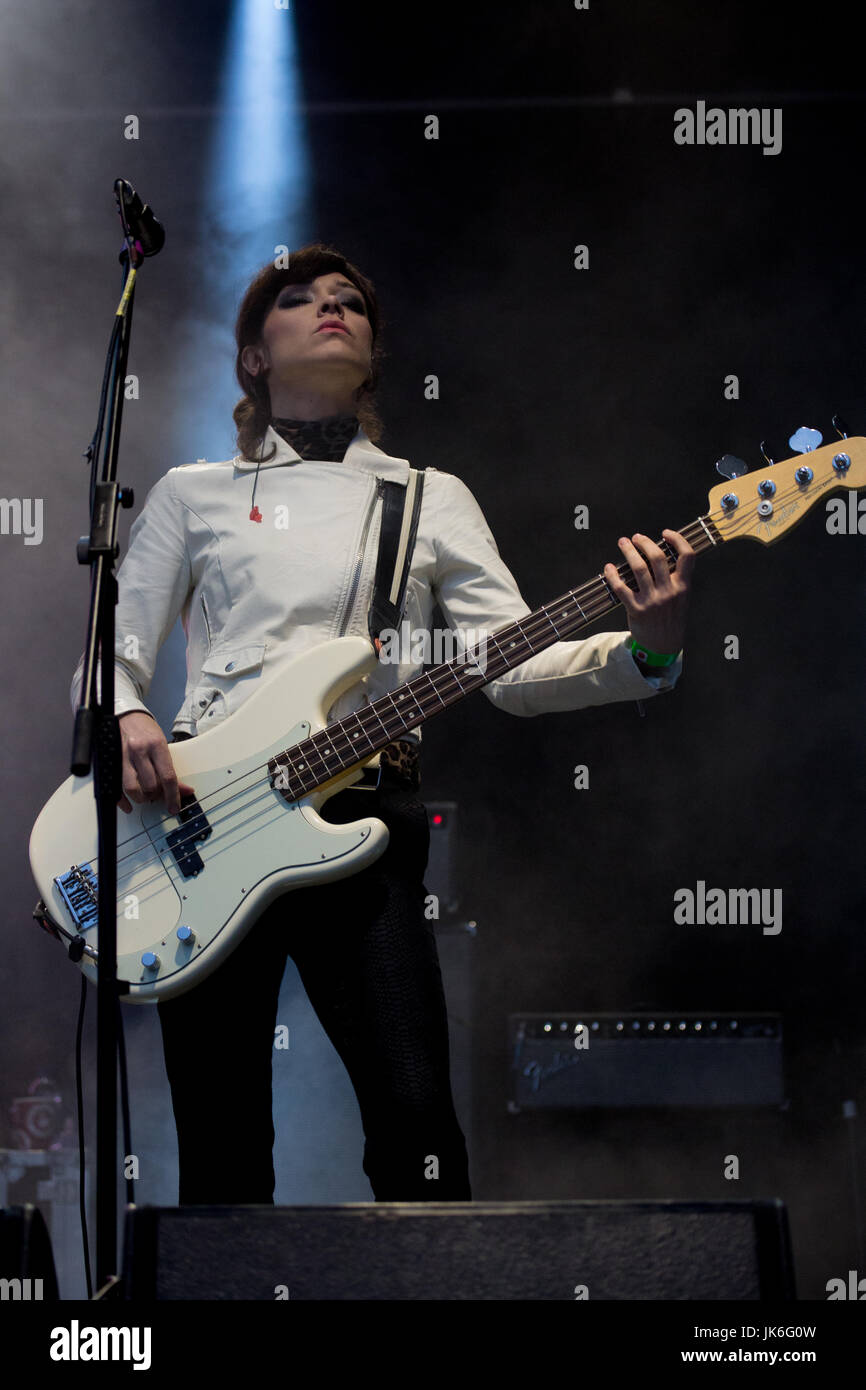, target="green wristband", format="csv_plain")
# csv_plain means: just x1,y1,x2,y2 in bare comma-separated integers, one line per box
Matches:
630,639,678,668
